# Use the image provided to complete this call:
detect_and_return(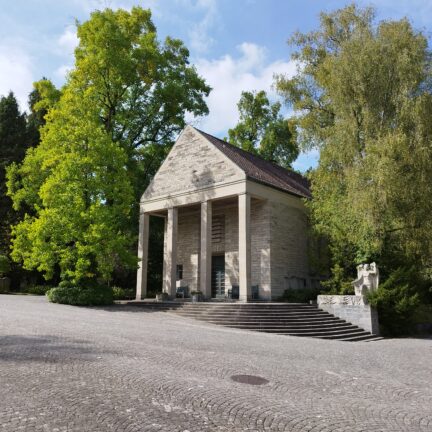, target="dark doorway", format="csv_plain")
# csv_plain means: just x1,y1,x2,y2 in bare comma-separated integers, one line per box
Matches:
211,255,225,298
